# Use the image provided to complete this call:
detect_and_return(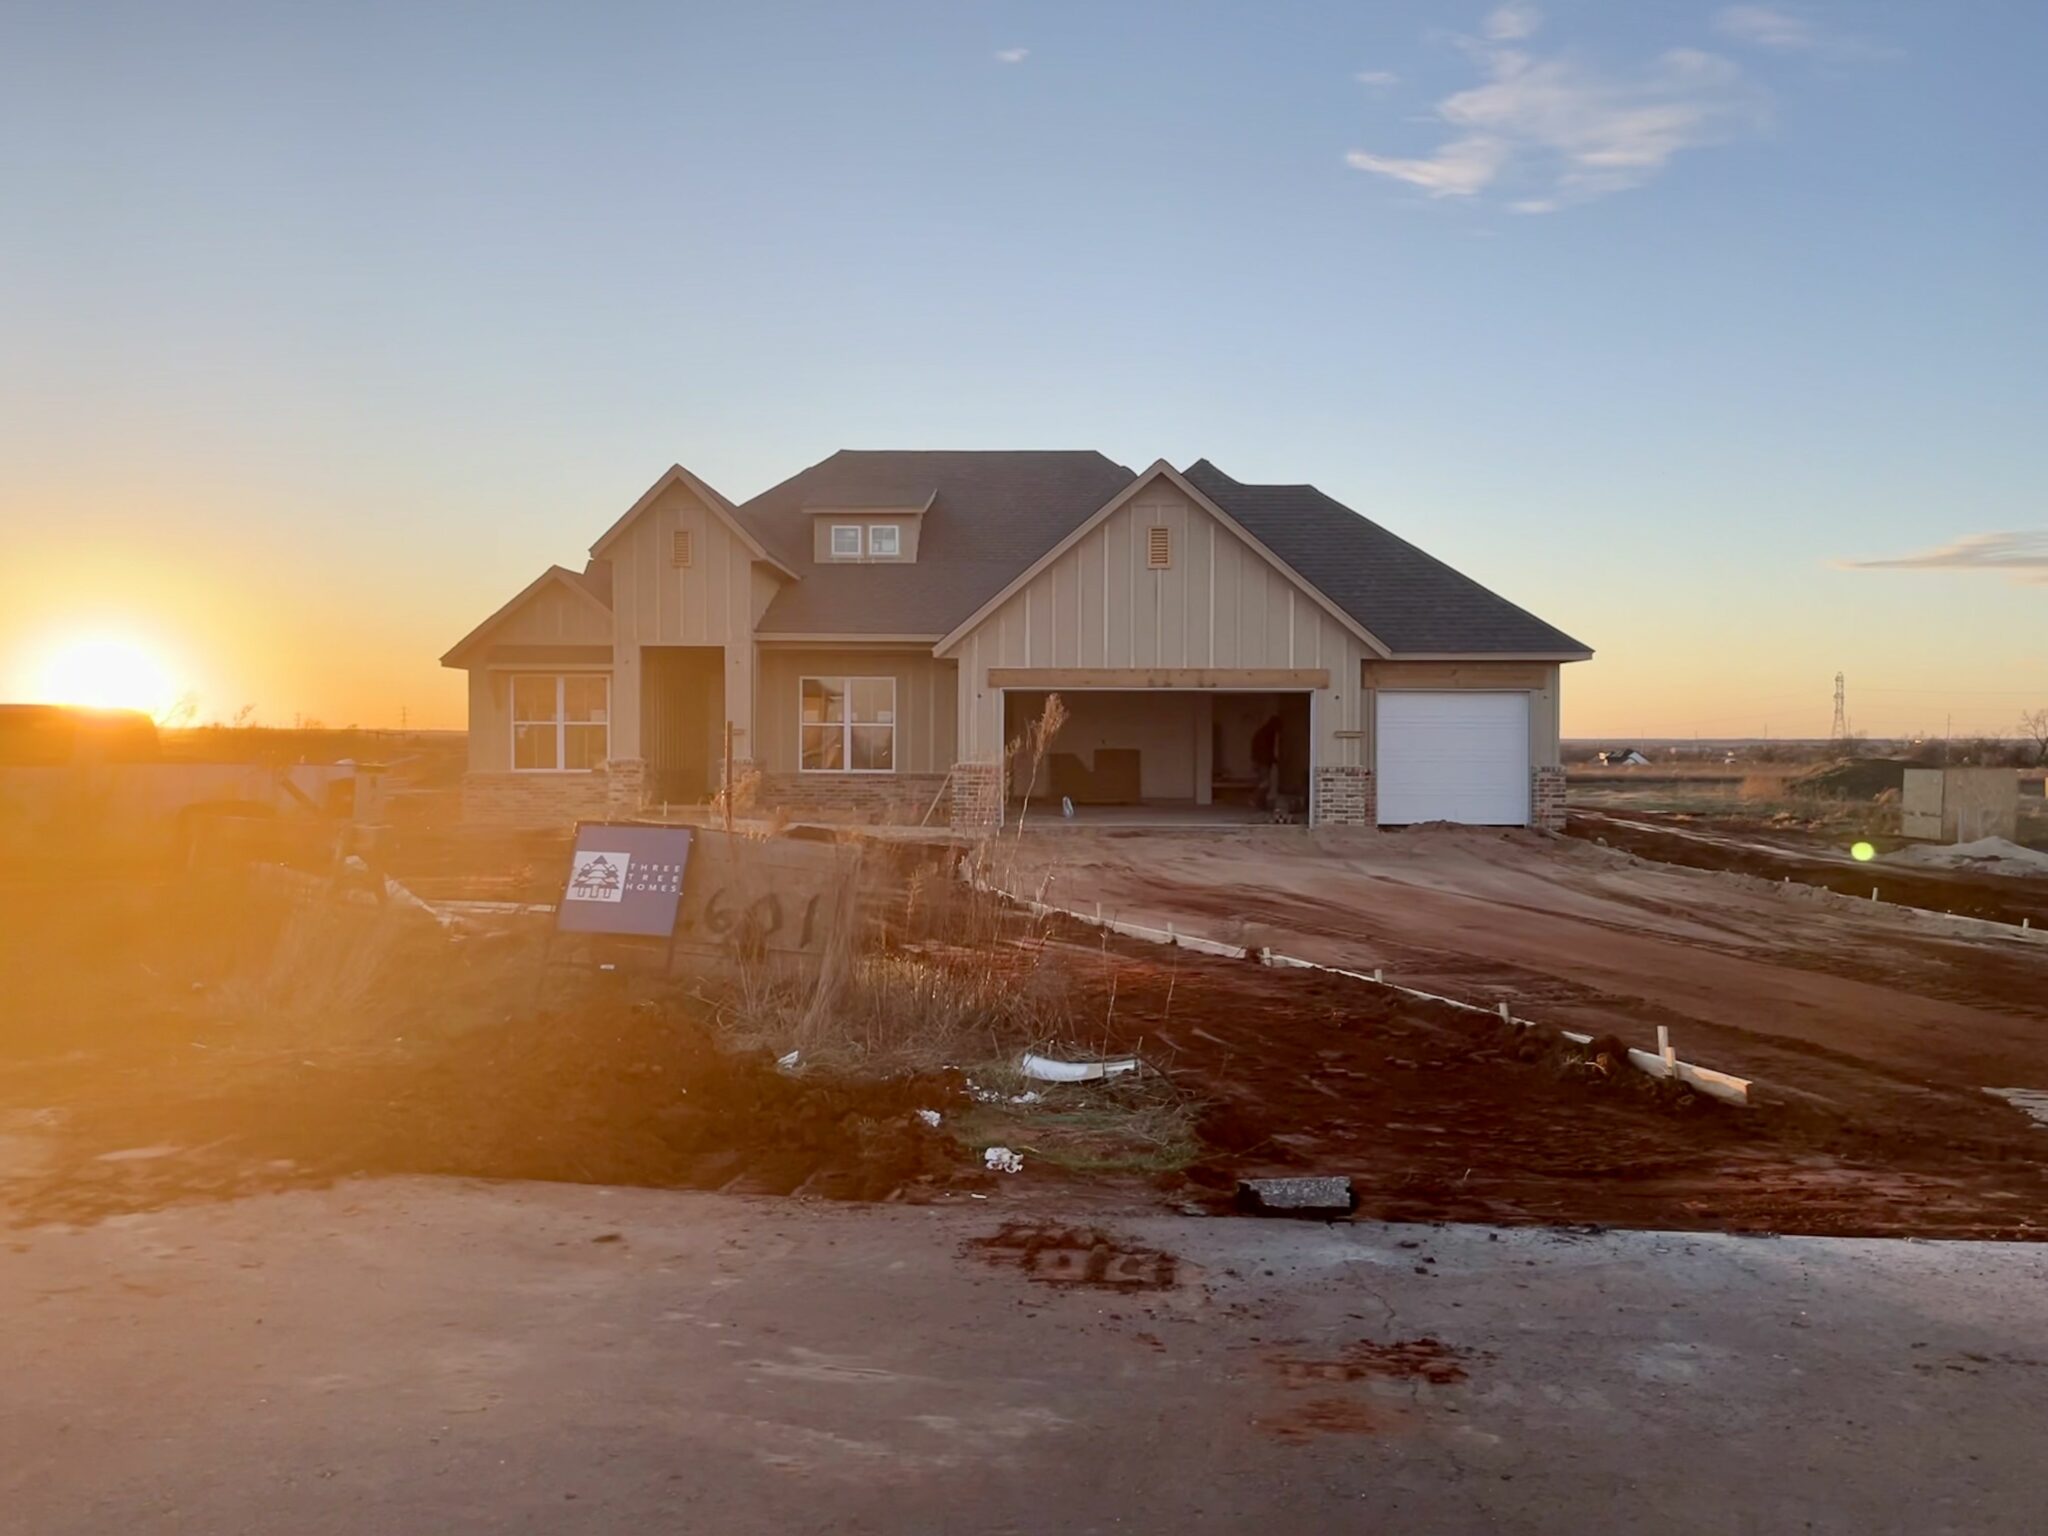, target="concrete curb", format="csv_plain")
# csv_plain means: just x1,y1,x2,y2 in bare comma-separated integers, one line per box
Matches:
987,881,1754,1108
